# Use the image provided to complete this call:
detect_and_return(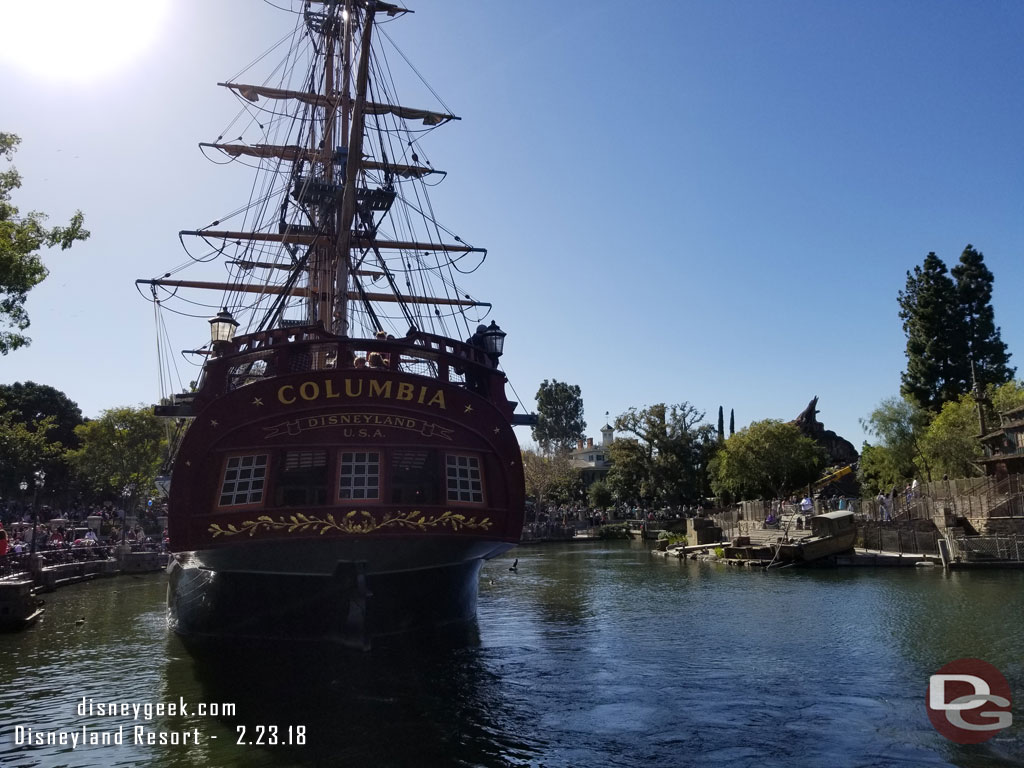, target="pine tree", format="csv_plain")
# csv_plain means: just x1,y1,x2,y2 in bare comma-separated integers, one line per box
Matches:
951,245,1014,388
532,379,586,453
729,409,735,437
717,406,725,443
898,253,969,411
